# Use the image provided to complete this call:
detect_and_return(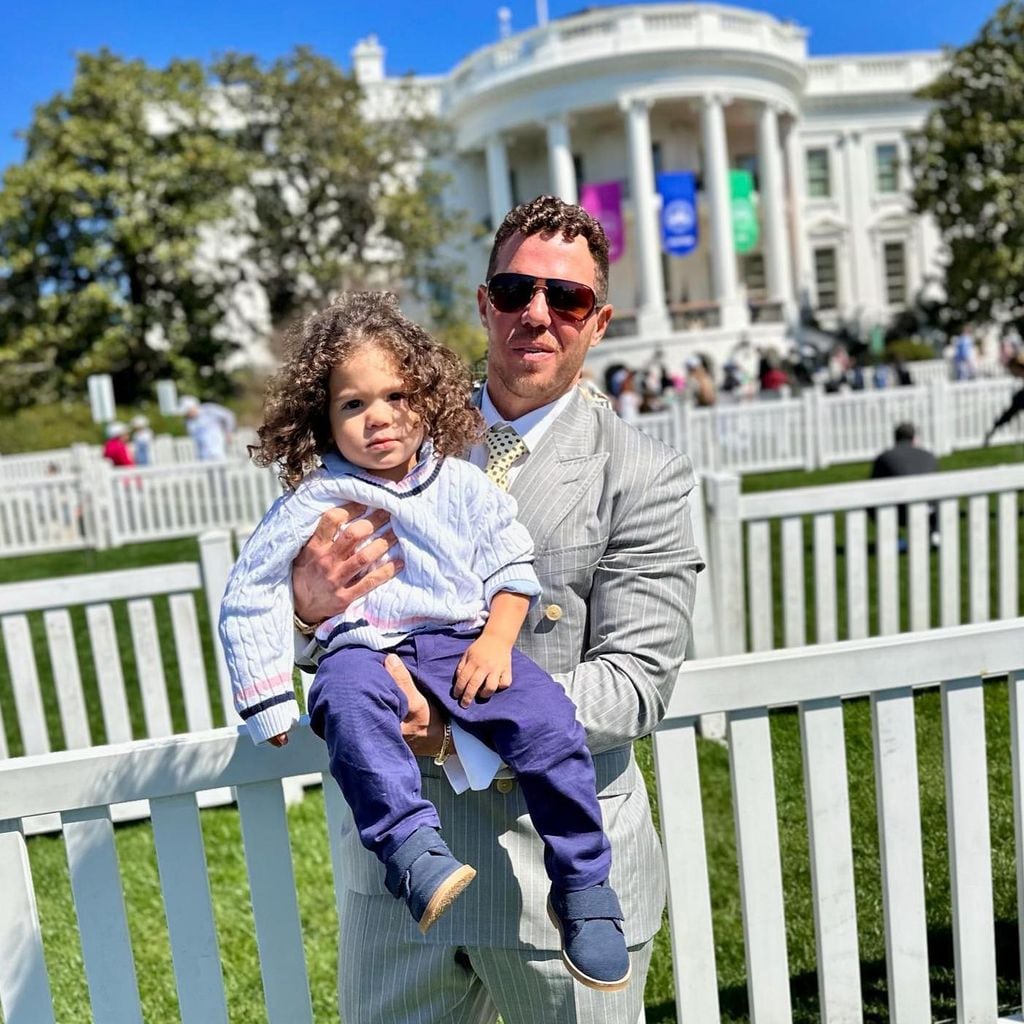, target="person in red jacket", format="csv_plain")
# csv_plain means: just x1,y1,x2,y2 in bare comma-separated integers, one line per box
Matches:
102,422,134,466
